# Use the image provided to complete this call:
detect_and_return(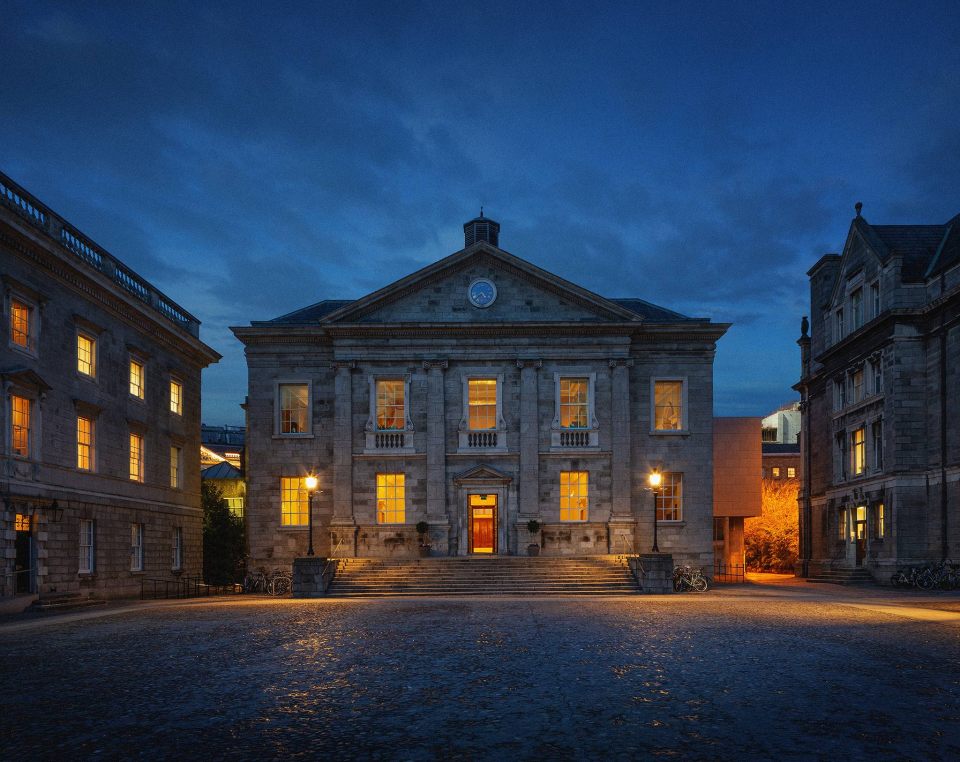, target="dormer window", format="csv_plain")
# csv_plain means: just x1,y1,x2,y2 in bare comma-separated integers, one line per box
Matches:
851,288,863,330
